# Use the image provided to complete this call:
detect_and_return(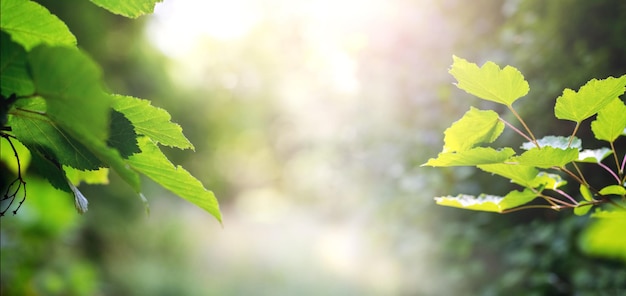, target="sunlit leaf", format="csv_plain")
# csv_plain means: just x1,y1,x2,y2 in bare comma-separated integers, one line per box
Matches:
127,136,221,223
28,45,112,141
435,188,538,212
580,184,594,201
580,210,626,262
555,75,626,123
531,172,566,190
0,31,34,97
521,135,581,151
423,147,515,167
0,0,76,50
574,203,593,216
477,163,538,188
449,56,529,106
599,185,626,196
442,107,504,152
112,95,193,150
591,98,626,142
63,166,109,185
576,148,613,163
89,0,162,18
510,147,578,168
